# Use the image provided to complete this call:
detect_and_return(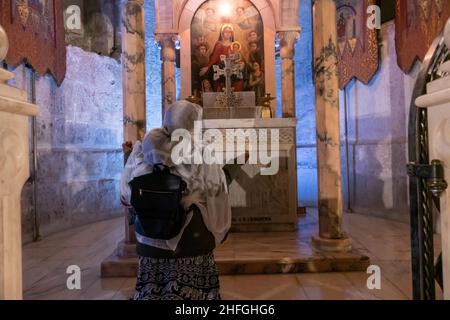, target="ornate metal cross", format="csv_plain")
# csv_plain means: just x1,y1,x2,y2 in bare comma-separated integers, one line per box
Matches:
213,54,243,108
